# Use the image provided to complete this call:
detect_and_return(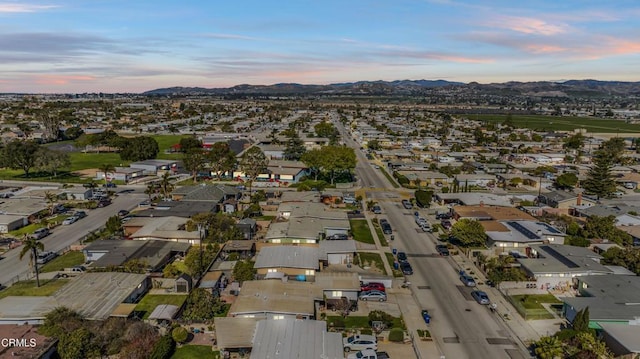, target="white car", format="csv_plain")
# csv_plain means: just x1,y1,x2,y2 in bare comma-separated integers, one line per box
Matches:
62,216,79,225
343,335,377,352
